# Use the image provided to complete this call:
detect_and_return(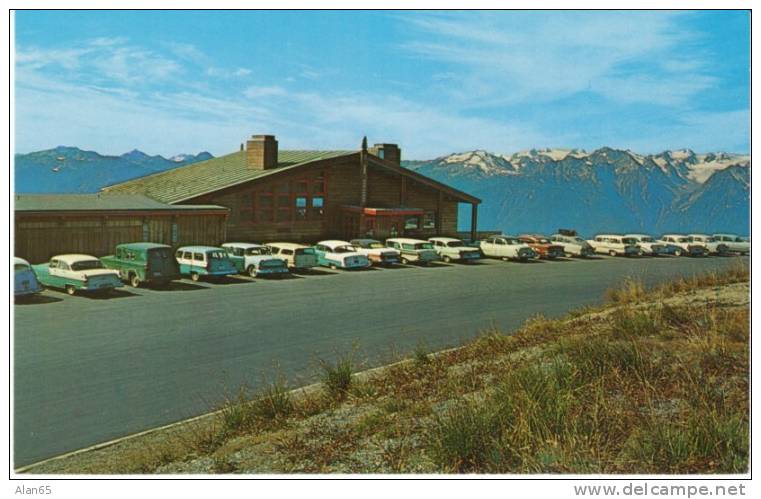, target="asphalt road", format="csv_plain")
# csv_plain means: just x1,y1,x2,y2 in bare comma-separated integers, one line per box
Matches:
13,254,746,467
